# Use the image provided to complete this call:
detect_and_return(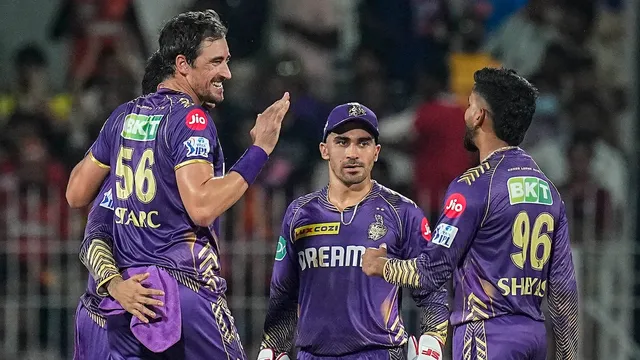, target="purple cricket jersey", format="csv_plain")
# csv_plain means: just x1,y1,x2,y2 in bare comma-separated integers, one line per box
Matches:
88,88,227,296
384,147,578,359
79,178,115,313
262,182,449,356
